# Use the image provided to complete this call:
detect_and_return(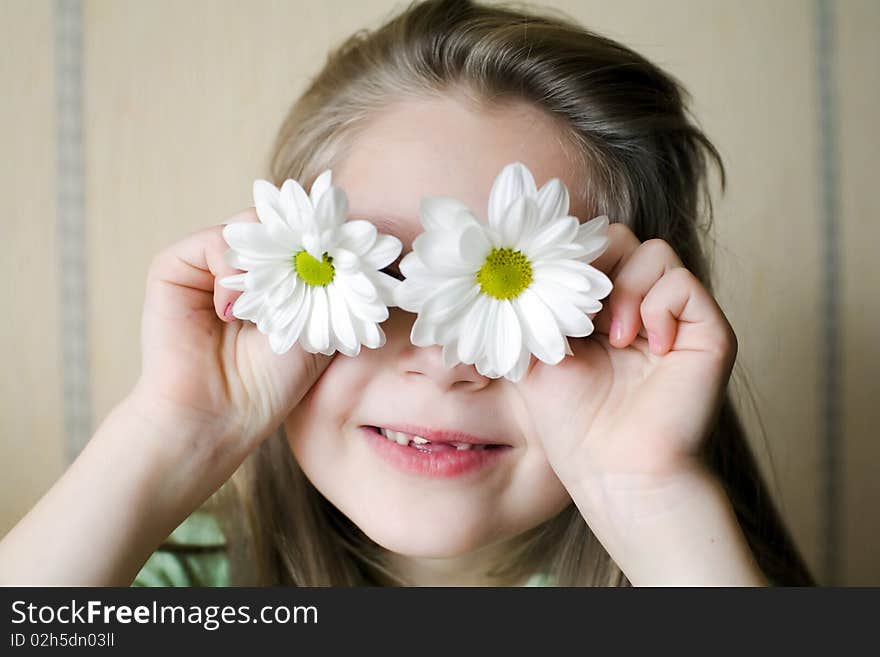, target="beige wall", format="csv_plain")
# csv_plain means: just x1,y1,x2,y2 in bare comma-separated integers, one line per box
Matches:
2,0,877,584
